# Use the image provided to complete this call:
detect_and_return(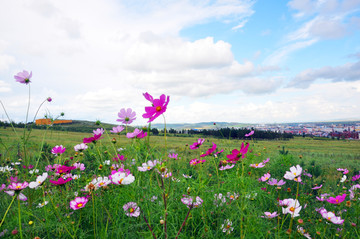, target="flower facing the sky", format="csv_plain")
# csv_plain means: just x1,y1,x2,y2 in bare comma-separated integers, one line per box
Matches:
110,125,125,134
284,165,302,182
221,219,234,234
117,108,136,125
281,198,302,218
14,70,32,84
70,197,88,210
326,193,346,204
29,173,48,189
226,142,250,163
51,145,66,156
181,195,203,208
123,202,140,217
189,138,205,150
142,93,170,123
4,181,29,201
260,173,271,182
